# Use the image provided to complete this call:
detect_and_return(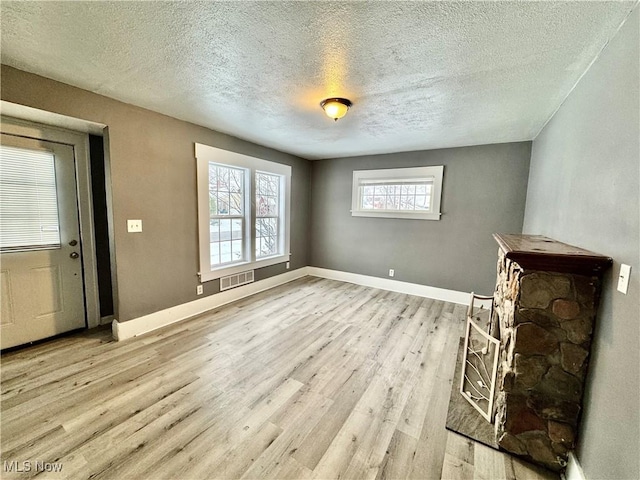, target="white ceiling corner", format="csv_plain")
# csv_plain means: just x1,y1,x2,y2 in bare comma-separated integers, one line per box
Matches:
0,1,636,160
